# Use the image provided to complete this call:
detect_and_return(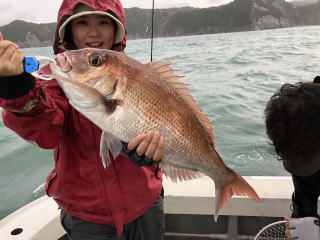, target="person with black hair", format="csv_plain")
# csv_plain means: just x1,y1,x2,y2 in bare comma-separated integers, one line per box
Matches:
265,76,320,239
